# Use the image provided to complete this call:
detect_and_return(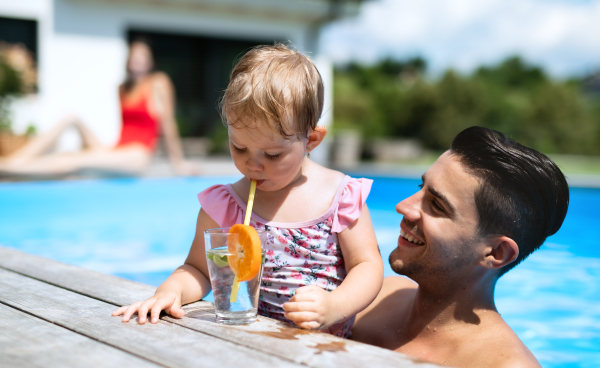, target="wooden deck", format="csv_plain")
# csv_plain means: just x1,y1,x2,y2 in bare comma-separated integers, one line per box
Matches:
0,245,440,368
